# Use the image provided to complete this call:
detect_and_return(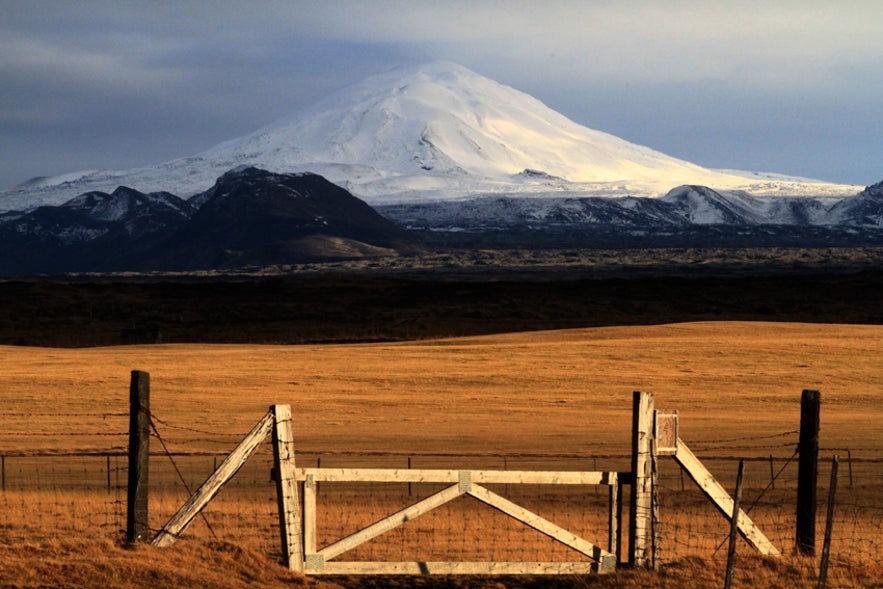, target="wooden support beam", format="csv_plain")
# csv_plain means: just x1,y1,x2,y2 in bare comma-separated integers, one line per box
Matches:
629,391,654,568
309,561,612,575
152,411,274,548
304,474,317,555
609,474,622,563
467,484,616,571
271,404,303,572
673,438,780,556
296,468,618,486
315,483,465,562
